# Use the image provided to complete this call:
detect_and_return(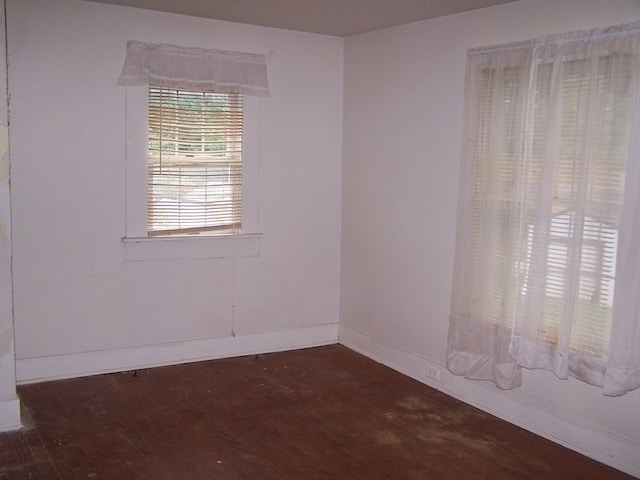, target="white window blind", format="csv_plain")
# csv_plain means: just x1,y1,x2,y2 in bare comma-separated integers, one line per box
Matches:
147,87,243,236
447,22,640,396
